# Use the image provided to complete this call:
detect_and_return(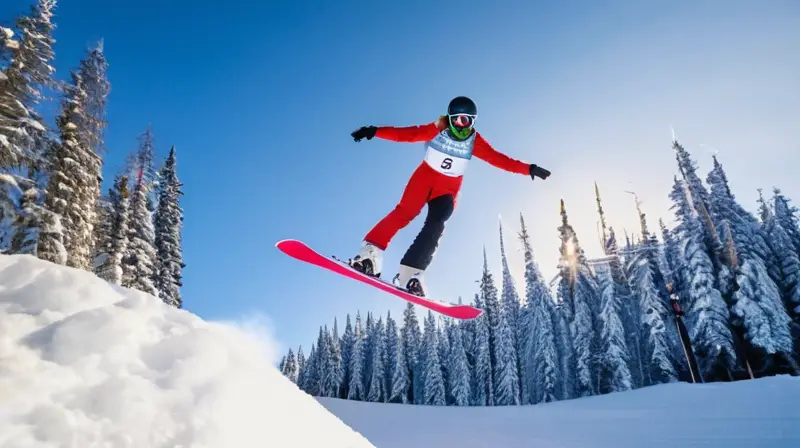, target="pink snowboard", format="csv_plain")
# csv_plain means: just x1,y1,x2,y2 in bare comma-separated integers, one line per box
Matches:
276,239,483,320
